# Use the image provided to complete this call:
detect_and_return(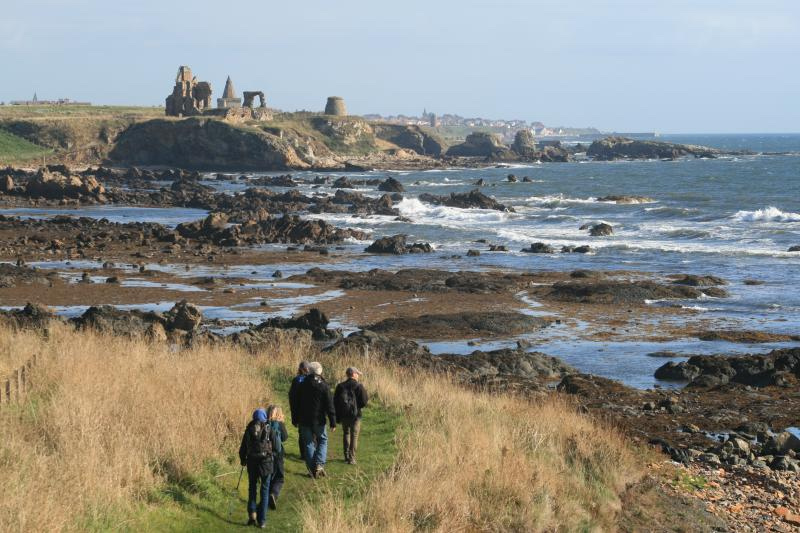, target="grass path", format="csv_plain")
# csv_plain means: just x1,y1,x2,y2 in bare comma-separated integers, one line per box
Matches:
123,367,401,532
